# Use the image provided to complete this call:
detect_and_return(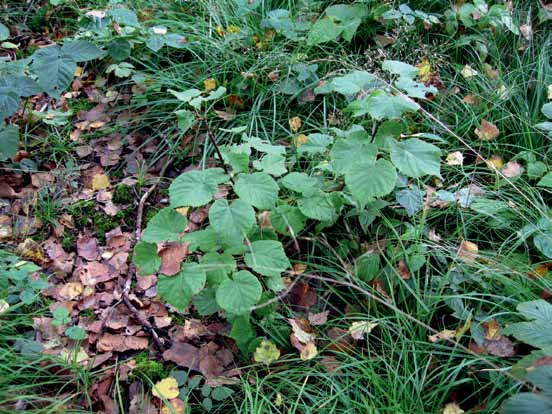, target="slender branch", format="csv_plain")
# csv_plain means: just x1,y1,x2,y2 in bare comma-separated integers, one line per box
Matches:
121,157,173,352
199,115,233,180
249,275,303,312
